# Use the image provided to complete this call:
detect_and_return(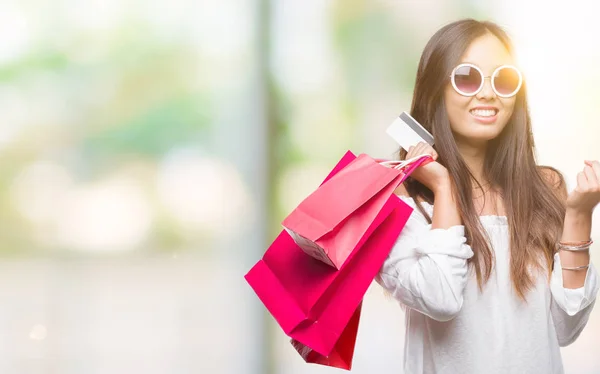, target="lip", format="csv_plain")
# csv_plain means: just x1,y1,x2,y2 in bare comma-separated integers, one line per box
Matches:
469,106,499,124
